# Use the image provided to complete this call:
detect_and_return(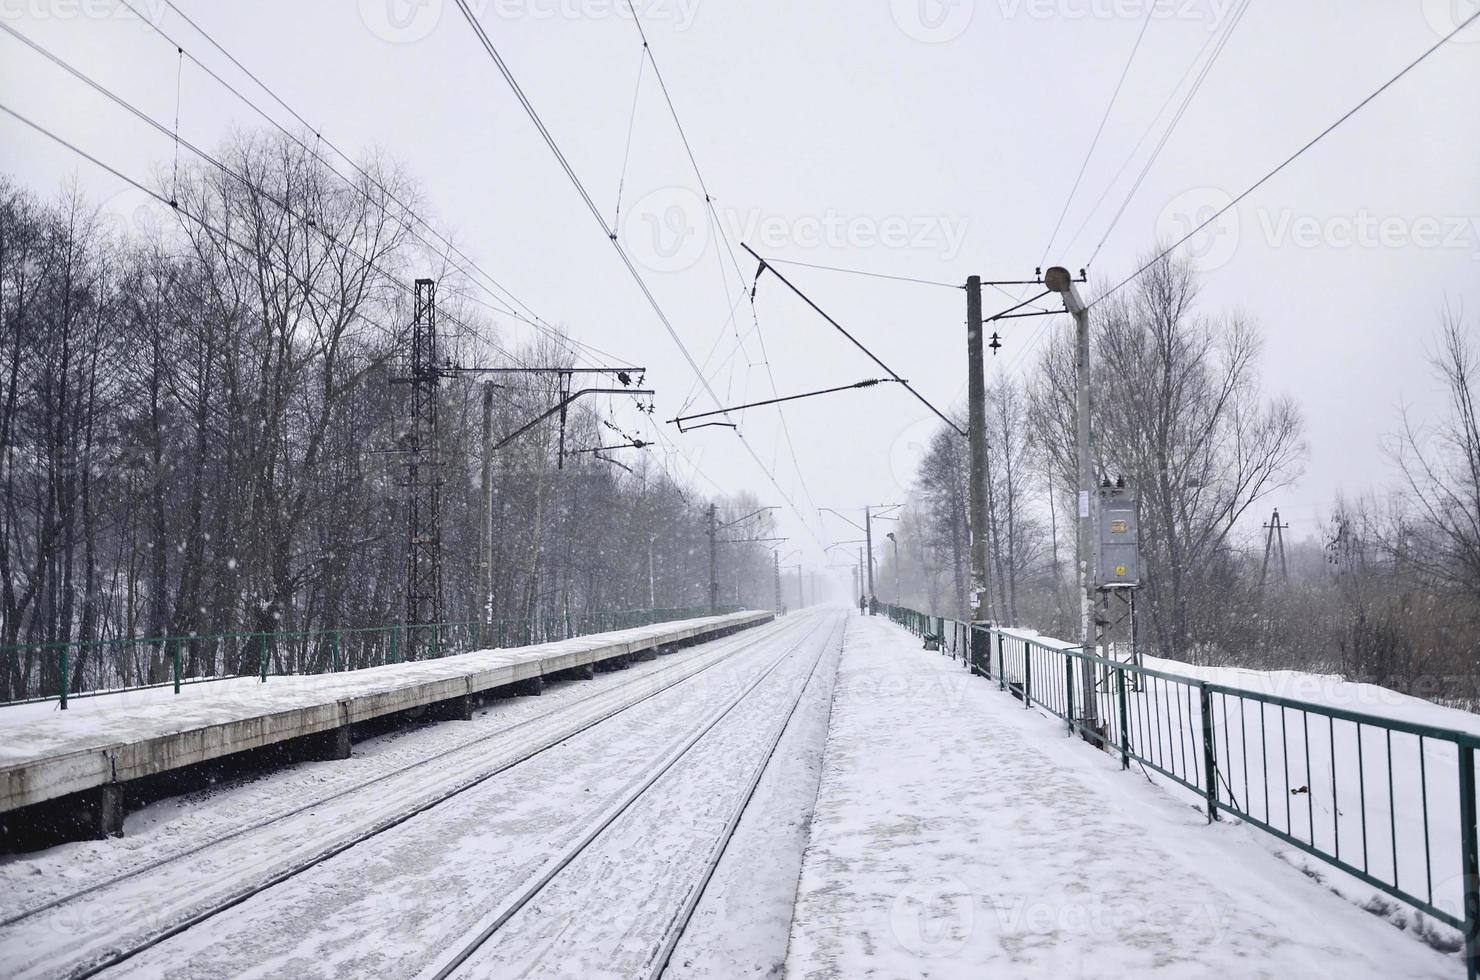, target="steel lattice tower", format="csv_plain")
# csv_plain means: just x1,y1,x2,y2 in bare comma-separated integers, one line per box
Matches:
404,278,444,650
